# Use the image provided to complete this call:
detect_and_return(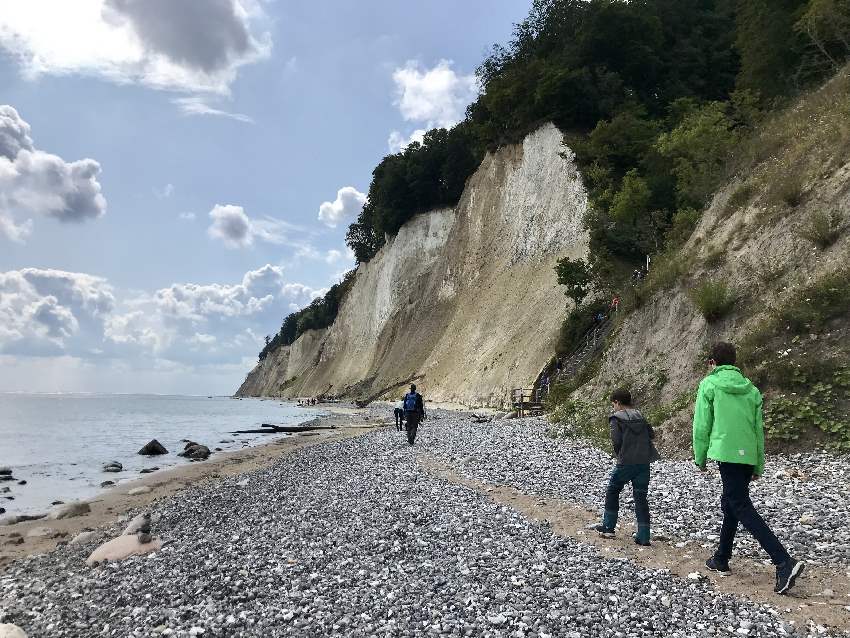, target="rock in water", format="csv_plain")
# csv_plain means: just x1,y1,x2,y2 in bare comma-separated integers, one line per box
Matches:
85,534,162,565
103,461,123,473
178,443,211,460
0,624,28,638
100,480,115,487
0,467,12,476
138,439,168,455
46,501,91,520
123,513,151,536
